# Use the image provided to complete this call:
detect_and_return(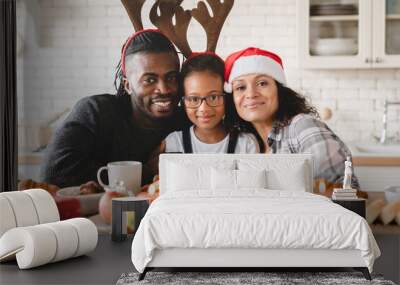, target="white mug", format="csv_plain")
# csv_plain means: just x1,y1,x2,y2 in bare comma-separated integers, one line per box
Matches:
97,161,142,195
